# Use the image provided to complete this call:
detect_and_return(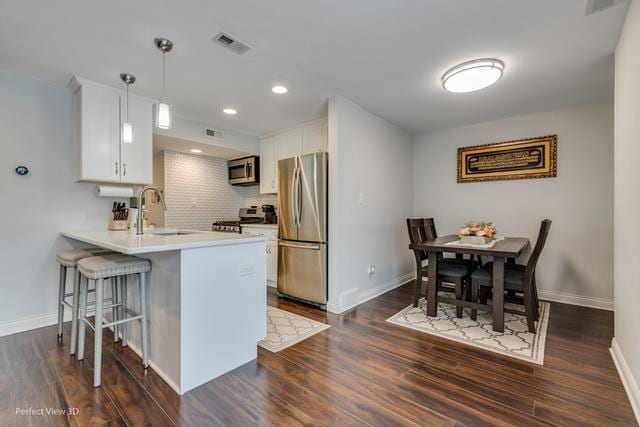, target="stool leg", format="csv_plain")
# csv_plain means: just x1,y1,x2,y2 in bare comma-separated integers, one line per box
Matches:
121,275,128,347
77,276,88,361
140,272,149,368
70,268,81,355
57,265,67,339
112,278,119,343
94,278,105,387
